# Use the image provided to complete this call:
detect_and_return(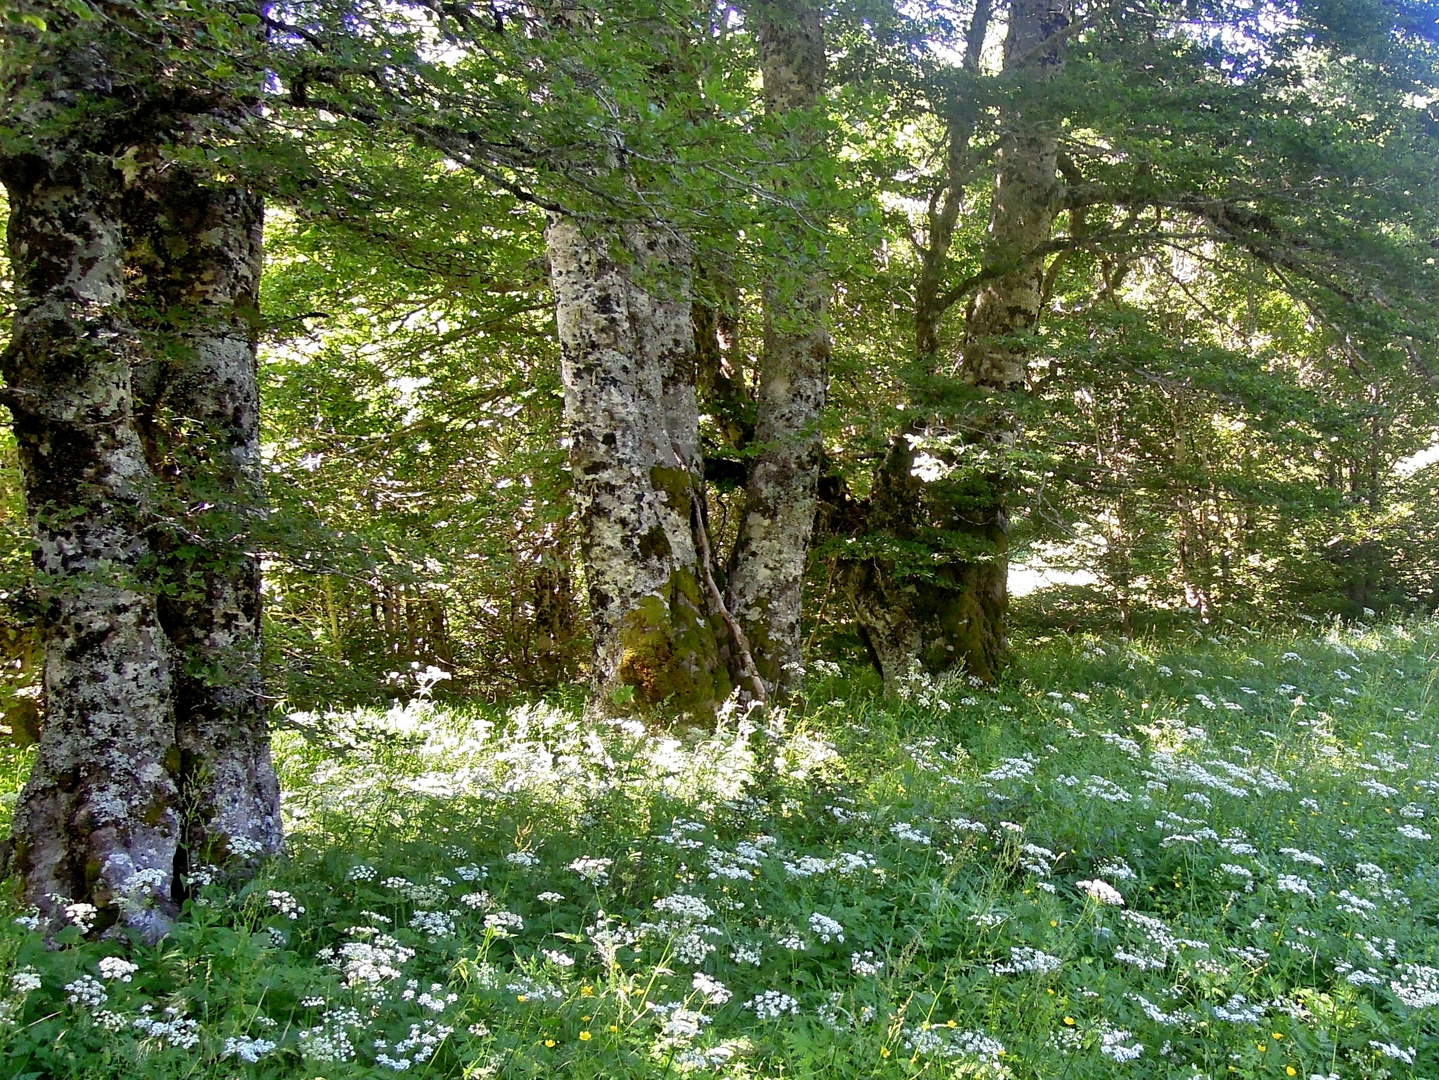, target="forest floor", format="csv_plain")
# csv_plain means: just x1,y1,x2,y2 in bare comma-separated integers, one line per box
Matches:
0,619,1437,1078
